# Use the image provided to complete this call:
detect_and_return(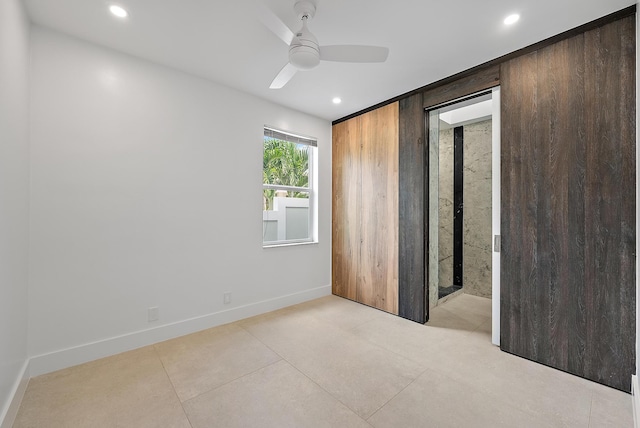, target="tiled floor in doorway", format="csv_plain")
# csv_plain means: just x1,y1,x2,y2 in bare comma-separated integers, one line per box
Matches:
13,293,633,427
